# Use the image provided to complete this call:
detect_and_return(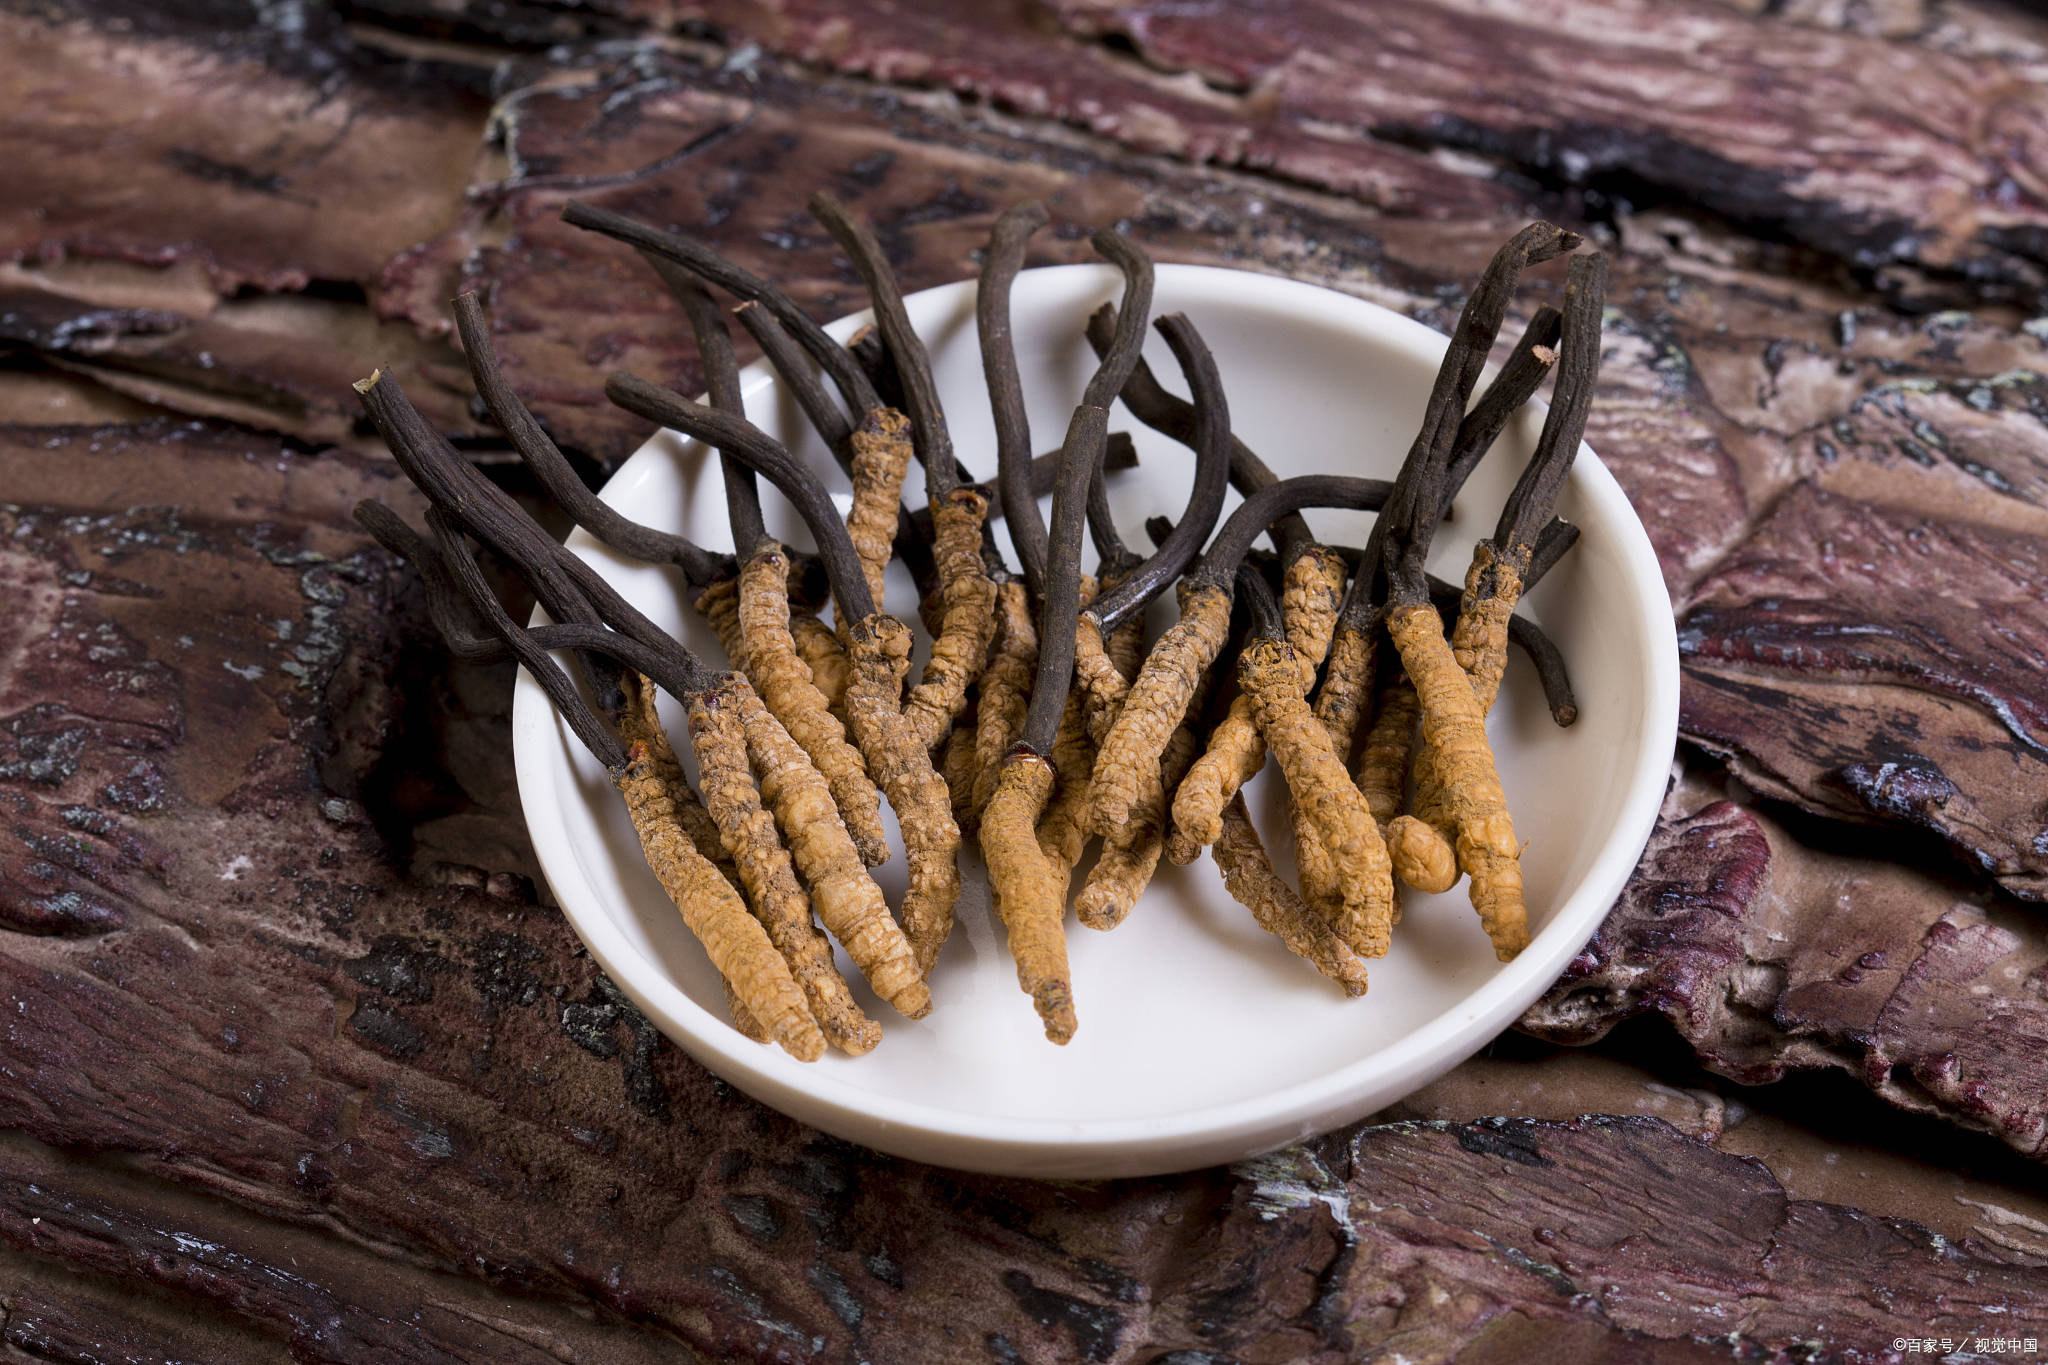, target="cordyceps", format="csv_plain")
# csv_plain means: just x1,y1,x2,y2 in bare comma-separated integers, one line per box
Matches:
1146,301,1573,914
973,277,1170,1044
350,370,935,1060
808,192,999,751
1389,253,1607,899
1355,222,1590,961
976,421,1095,1042
561,208,907,869
1064,315,1233,929
602,369,967,979
1087,469,1395,941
